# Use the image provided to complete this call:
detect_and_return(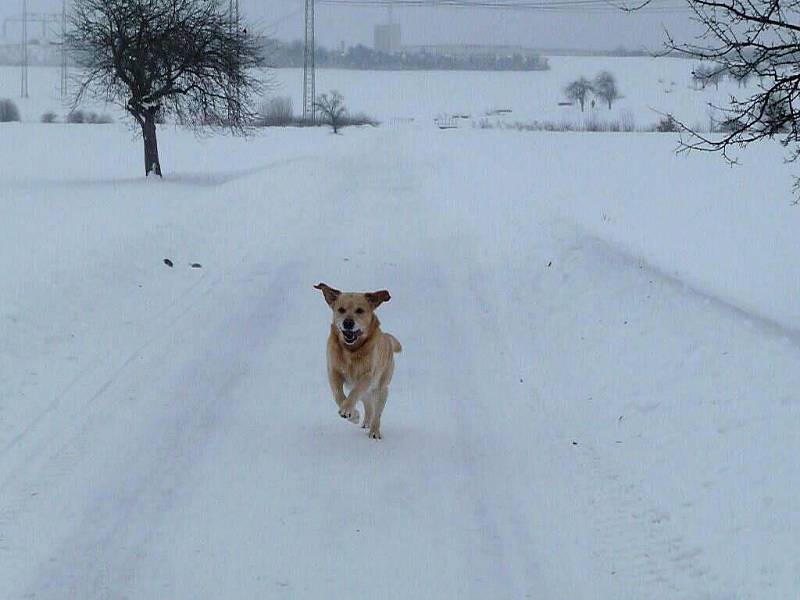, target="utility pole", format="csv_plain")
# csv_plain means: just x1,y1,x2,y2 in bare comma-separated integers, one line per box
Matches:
303,0,315,122
20,0,28,98
61,0,67,98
